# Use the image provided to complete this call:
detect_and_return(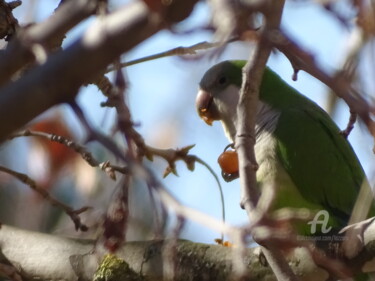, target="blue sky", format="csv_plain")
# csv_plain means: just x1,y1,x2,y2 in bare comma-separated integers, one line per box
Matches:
13,1,375,243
